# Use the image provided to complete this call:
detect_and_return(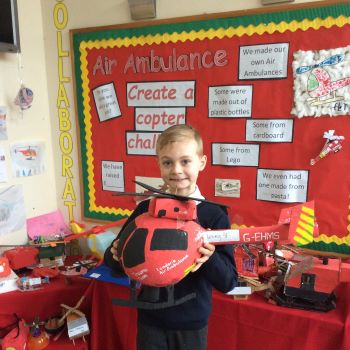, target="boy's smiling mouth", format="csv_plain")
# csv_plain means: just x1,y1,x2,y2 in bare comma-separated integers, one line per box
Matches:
170,178,187,183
